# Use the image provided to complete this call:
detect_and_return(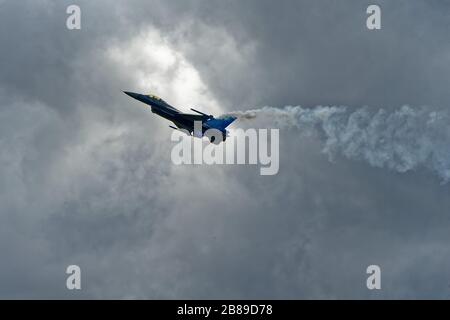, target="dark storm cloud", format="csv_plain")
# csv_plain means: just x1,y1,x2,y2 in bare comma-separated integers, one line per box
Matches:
158,0,450,109
1,0,450,299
